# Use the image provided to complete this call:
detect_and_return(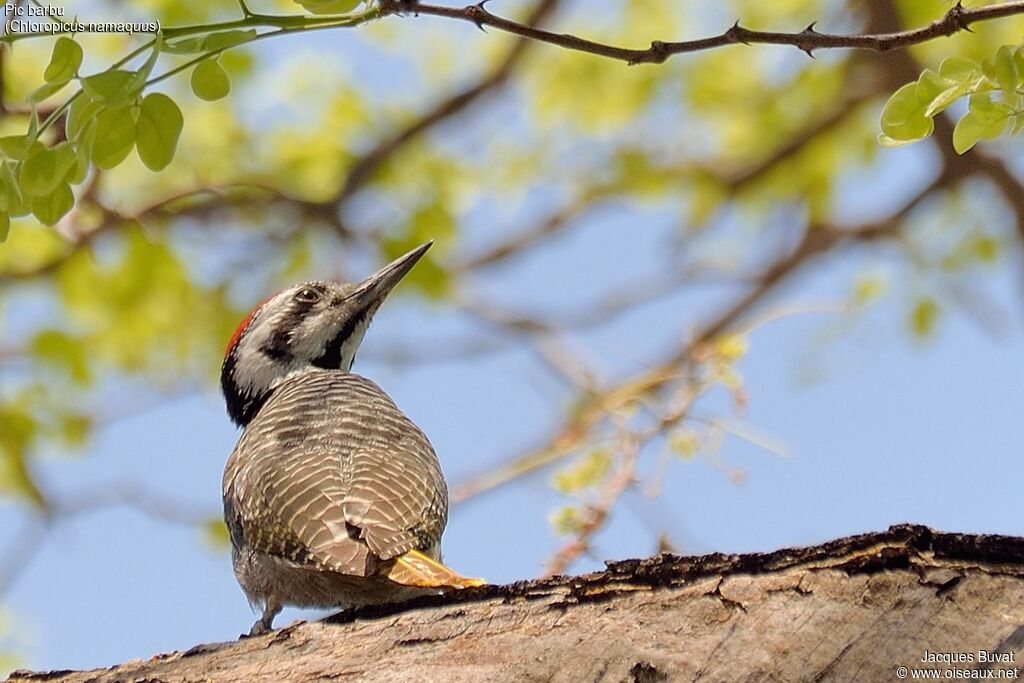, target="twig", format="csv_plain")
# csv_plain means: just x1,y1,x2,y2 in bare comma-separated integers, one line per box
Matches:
543,380,699,575
544,429,639,577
